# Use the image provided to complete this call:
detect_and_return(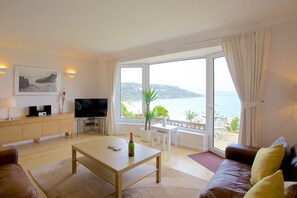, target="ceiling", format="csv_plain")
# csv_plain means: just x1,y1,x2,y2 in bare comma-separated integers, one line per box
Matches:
0,0,297,59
